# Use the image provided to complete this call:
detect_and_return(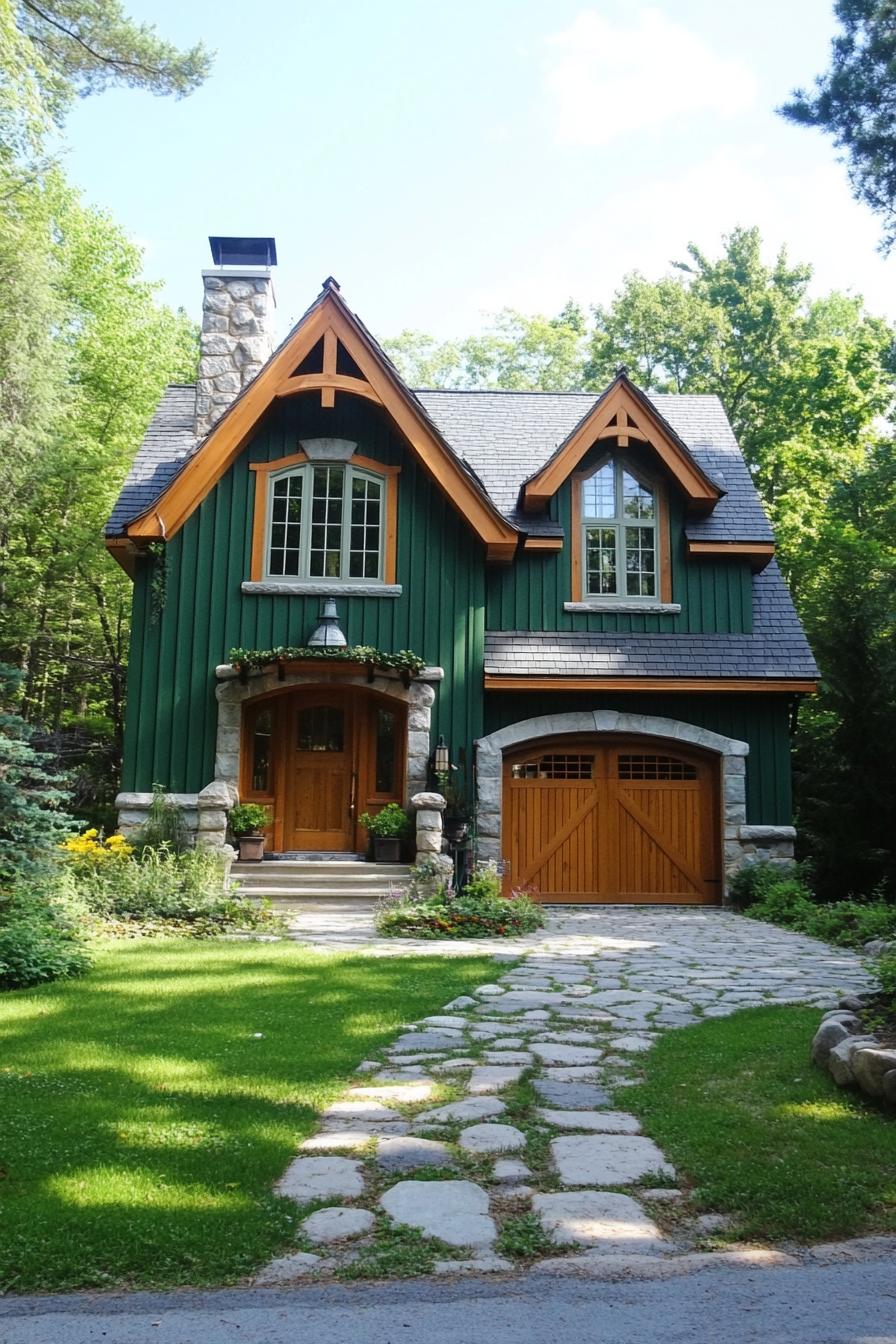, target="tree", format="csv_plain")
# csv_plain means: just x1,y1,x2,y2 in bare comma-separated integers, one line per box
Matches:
780,0,896,253
14,0,212,120
382,302,589,391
